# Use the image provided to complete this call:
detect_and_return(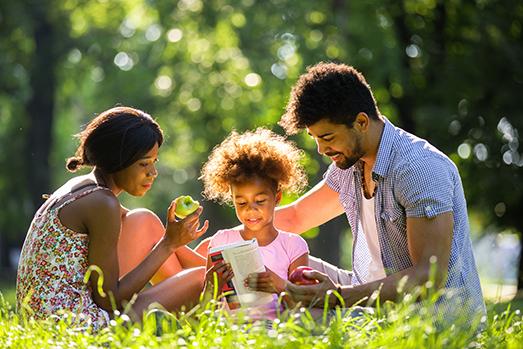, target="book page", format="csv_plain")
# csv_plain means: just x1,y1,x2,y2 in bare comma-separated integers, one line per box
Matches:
222,240,274,307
